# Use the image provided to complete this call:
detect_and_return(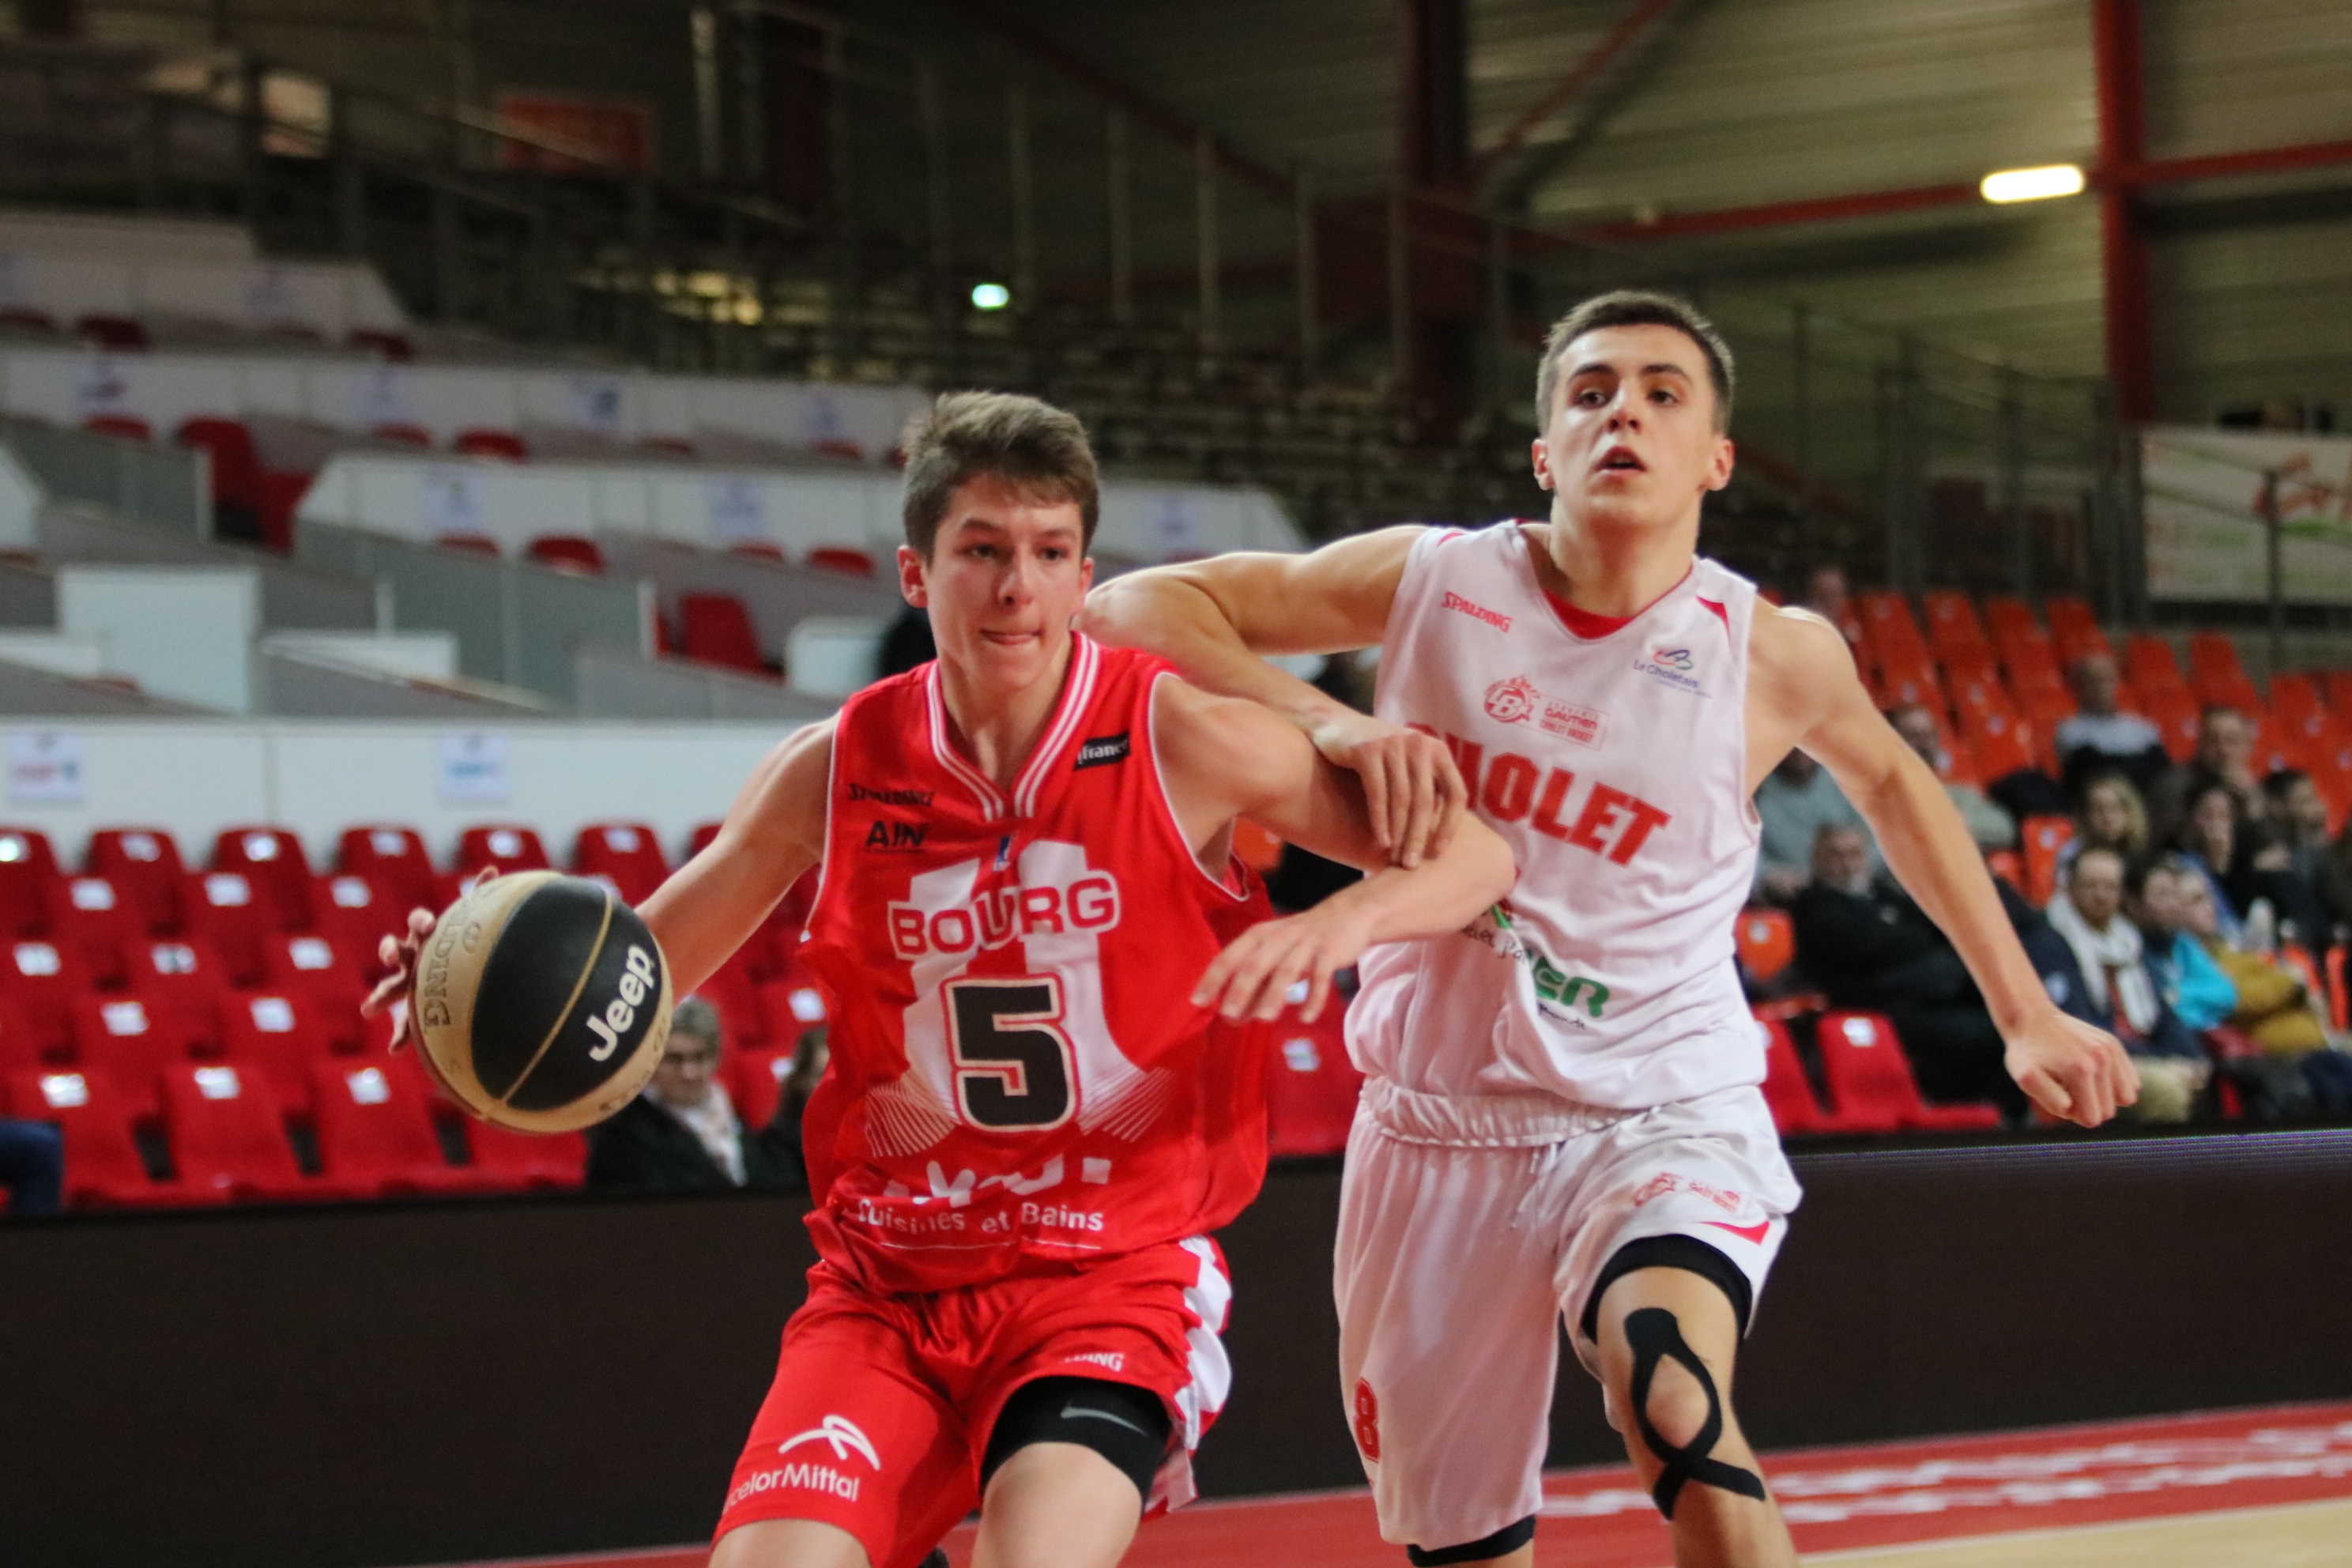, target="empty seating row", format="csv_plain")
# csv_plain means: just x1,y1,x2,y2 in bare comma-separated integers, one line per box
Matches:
8,1057,581,1208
